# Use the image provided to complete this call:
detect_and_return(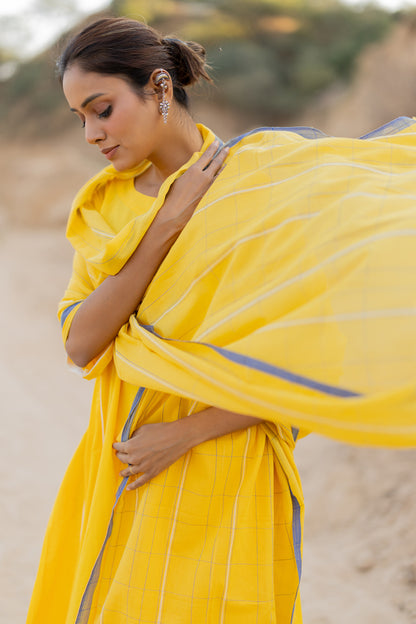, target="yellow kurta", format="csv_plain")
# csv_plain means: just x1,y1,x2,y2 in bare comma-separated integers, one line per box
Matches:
28,121,416,624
